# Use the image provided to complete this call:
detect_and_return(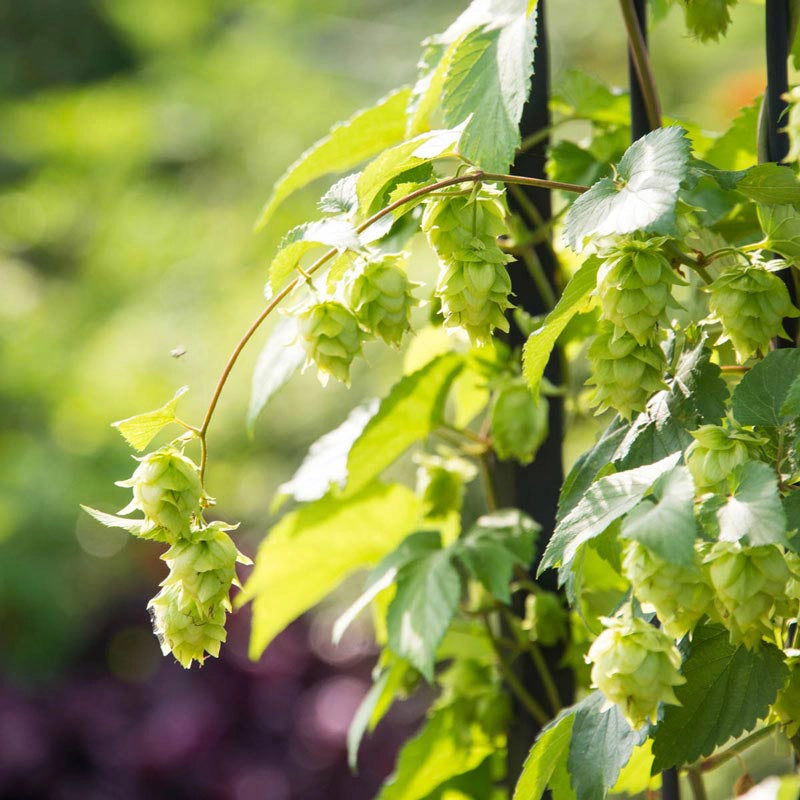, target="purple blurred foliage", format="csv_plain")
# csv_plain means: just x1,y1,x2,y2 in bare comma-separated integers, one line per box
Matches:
0,592,427,800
